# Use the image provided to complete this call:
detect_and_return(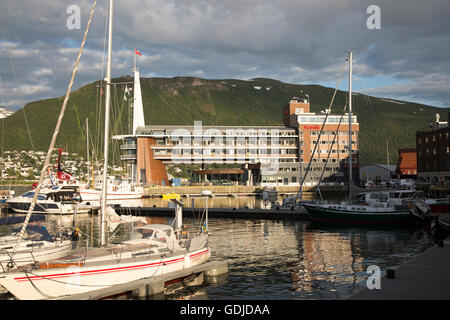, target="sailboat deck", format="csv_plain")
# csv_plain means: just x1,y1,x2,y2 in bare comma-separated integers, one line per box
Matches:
13,242,188,271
